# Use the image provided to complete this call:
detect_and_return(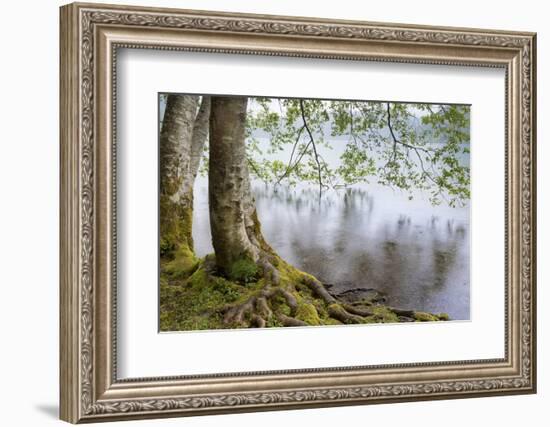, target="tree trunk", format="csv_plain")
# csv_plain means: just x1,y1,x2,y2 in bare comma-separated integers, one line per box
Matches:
190,97,211,177
159,94,204,256
183,96,211,197
209,96,267,275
